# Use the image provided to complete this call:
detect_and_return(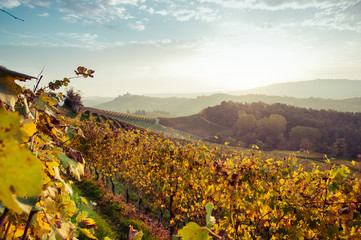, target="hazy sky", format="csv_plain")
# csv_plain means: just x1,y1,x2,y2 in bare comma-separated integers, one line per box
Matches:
1,0,361,97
